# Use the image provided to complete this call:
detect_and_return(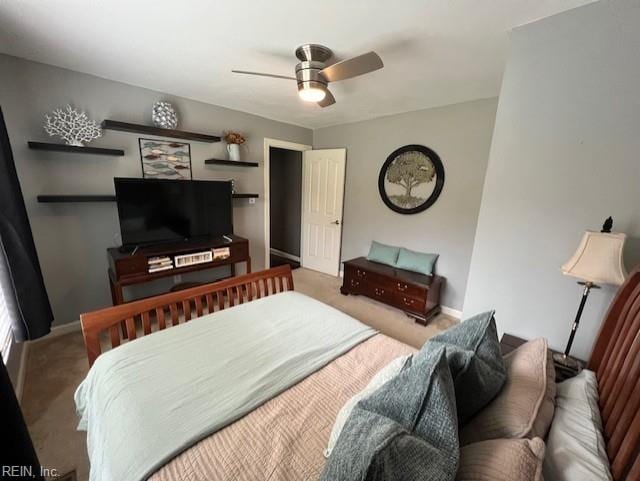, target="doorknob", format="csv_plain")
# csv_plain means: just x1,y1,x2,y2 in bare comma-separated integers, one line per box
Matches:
331,220,341,225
